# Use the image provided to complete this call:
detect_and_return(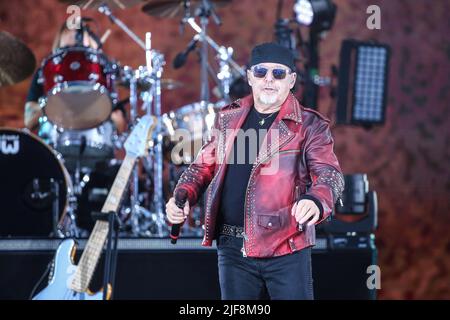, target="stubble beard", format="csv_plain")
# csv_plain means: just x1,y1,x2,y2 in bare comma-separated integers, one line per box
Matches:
259,92,278,105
